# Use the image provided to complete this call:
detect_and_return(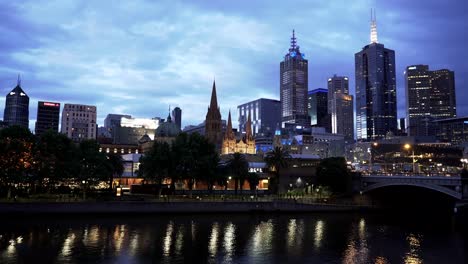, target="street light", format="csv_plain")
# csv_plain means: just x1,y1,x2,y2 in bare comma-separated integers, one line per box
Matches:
370,142,378,173
404,144,416,174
